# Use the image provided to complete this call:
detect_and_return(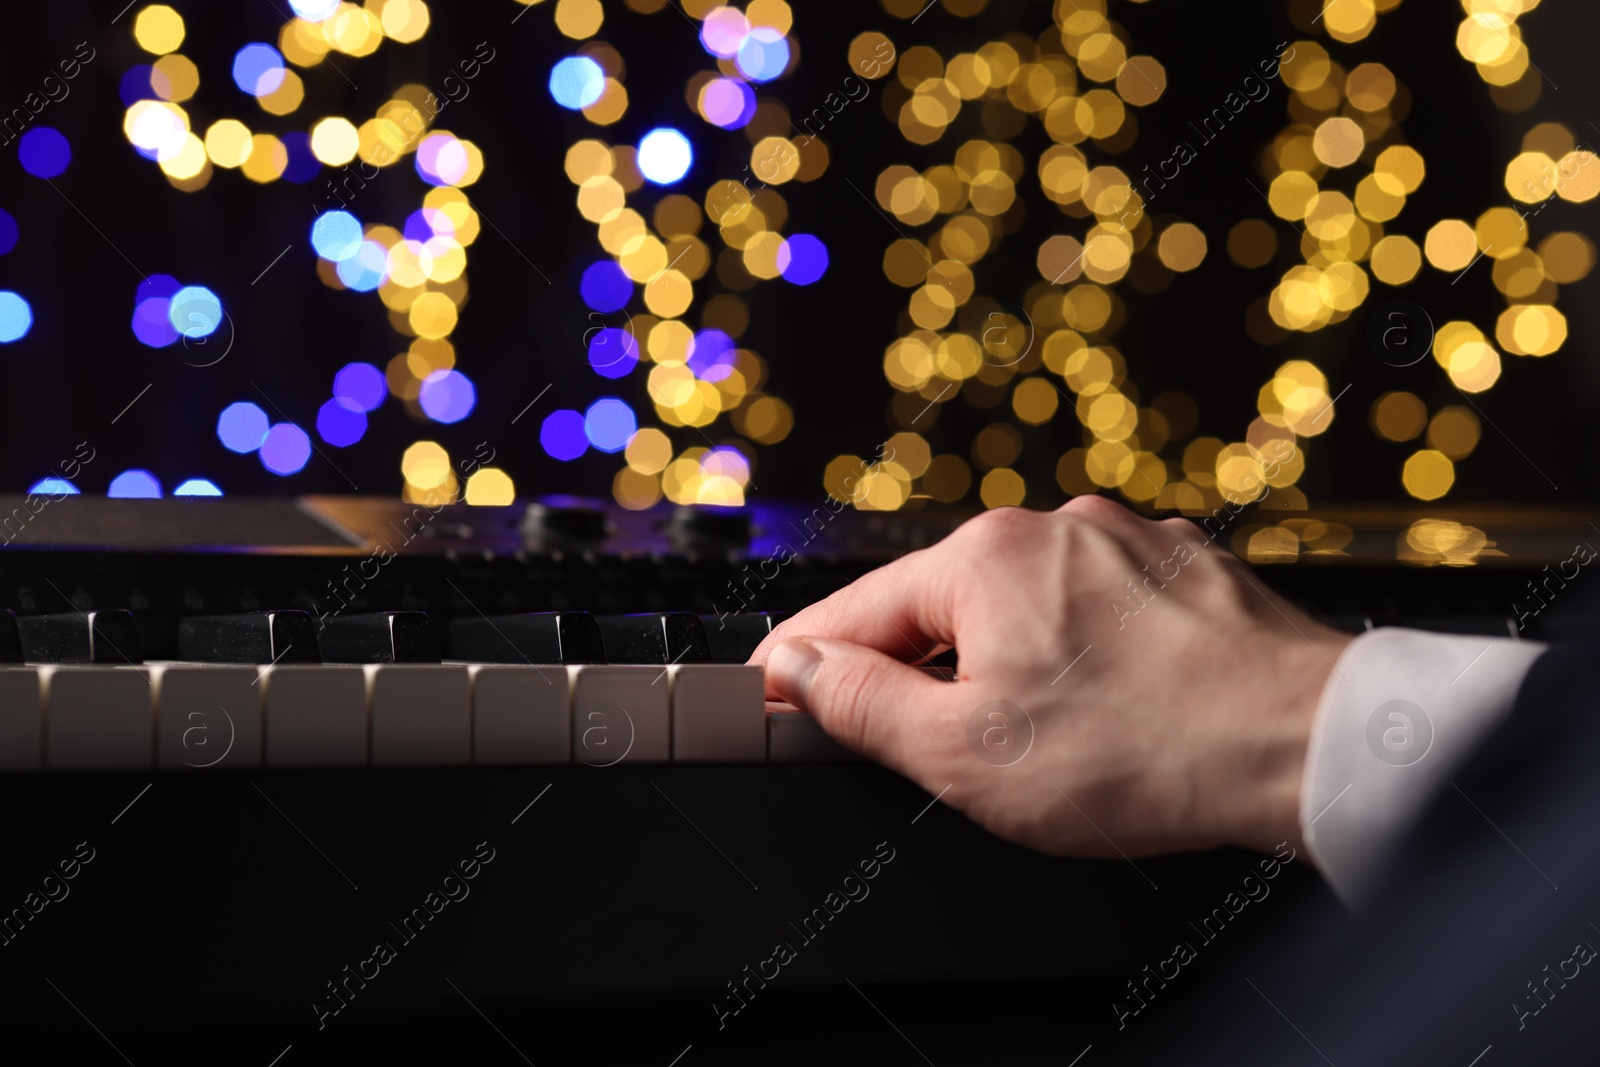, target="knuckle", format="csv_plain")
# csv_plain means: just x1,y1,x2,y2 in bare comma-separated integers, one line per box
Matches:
957,505,1036,550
